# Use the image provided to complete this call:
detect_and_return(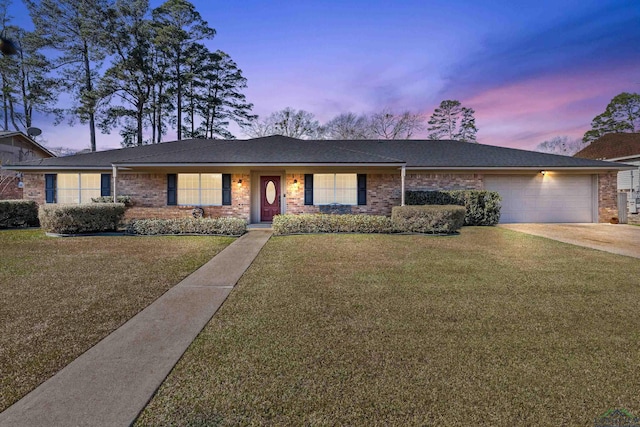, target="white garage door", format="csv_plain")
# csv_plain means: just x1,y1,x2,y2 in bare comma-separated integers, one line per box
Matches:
484,174,595,223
